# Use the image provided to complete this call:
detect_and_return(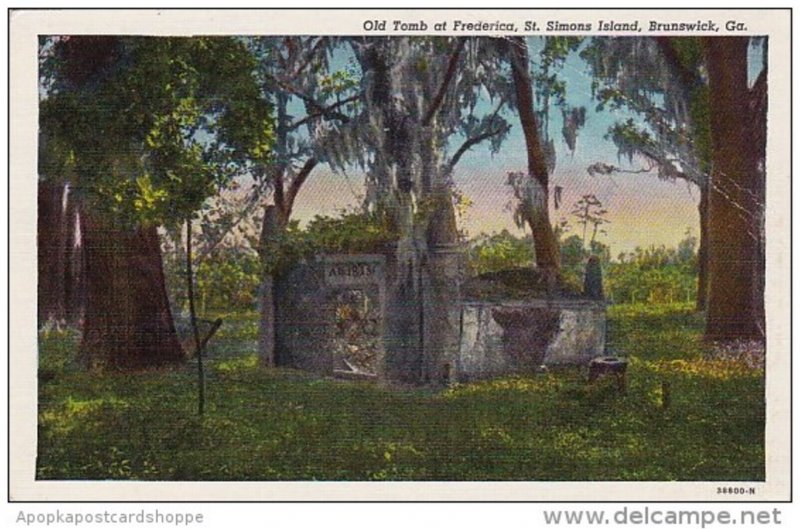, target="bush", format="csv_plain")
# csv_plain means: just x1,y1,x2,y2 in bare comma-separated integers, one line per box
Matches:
195,248,261,312
263,209,398,275
163,209,397,315
466,231,698,305
467,230,535,276
606,244,698,305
